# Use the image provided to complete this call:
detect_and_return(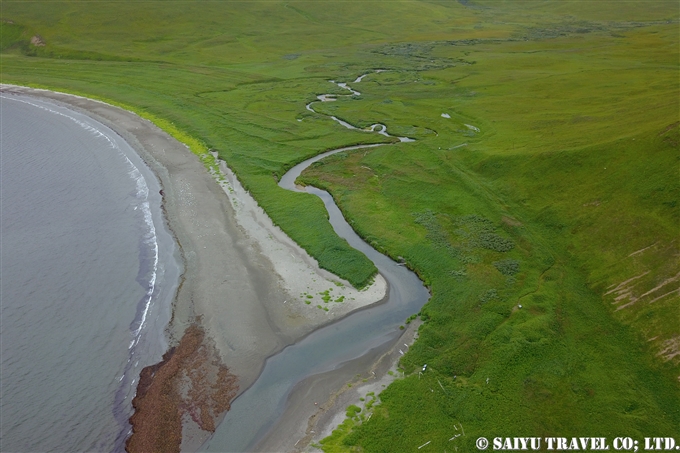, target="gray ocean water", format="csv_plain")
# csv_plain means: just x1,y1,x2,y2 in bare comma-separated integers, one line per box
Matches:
0,94,181,453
